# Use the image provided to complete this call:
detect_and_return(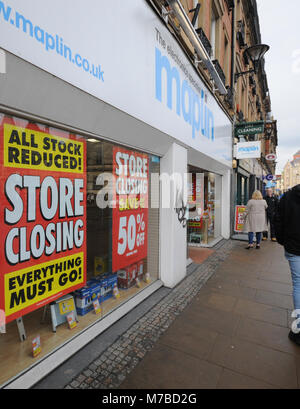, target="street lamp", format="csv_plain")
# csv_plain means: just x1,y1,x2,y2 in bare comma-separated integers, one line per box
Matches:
235,44,270,83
